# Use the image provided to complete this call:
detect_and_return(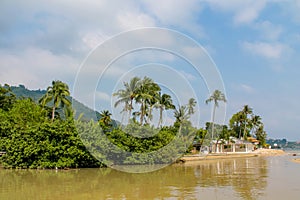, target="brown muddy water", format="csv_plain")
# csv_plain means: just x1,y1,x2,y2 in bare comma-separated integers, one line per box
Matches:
1,154,300,200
